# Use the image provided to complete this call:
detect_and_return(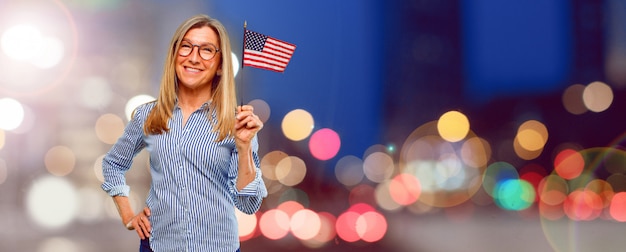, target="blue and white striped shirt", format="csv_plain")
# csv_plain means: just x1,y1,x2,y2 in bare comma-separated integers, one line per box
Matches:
102,101,267,252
